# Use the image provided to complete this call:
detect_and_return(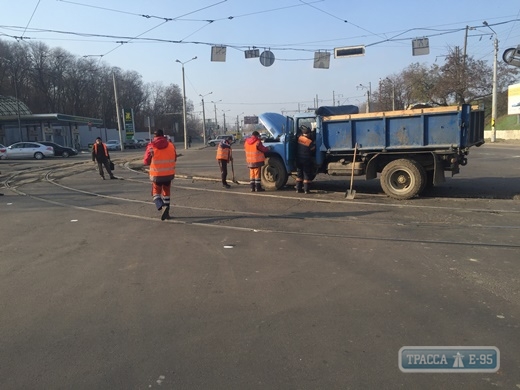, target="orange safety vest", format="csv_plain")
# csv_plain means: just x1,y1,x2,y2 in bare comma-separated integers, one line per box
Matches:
93,143,109,157
149,143,176,178
298,135,313,148
216,143,231,161
245,139,265,166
